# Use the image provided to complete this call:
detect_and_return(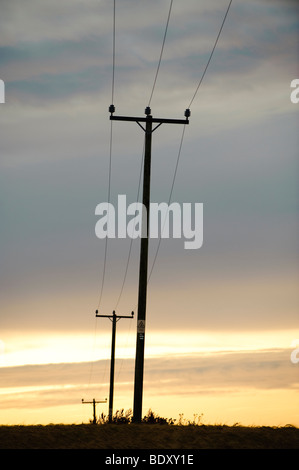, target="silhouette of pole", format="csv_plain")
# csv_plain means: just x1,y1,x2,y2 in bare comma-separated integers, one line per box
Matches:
96,309,134,422
82,398,107,424
109,105,190,422
133,109,152,425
